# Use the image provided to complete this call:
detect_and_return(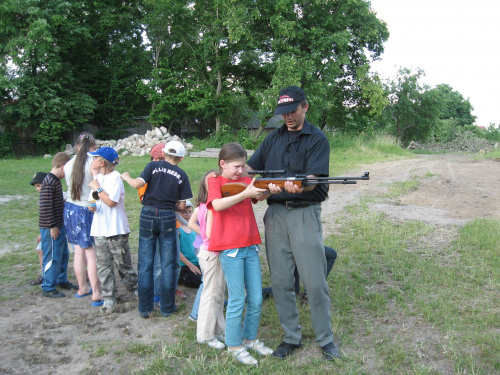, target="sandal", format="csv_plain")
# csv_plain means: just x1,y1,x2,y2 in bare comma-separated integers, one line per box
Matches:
30,276,43,285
